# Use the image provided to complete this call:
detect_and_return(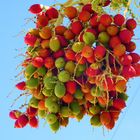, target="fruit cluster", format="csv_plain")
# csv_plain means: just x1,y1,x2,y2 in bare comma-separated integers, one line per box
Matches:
9,2,140,132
